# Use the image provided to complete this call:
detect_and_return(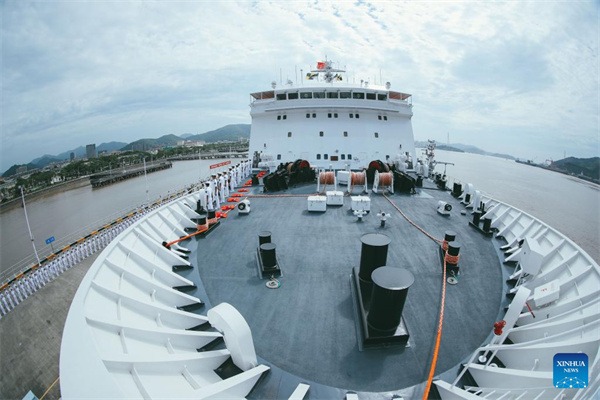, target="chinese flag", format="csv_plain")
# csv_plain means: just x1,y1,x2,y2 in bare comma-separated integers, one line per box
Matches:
316,61,326,70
